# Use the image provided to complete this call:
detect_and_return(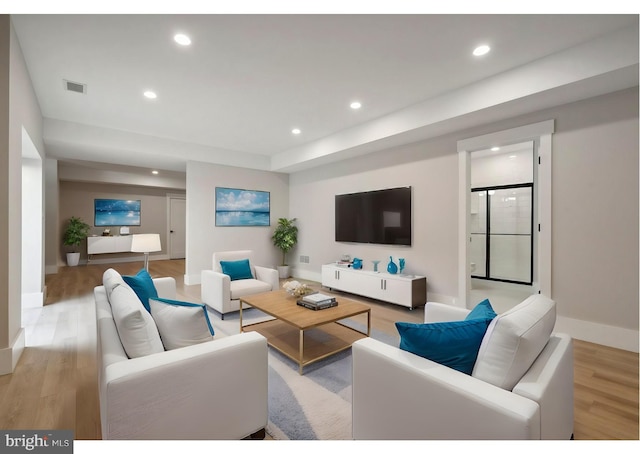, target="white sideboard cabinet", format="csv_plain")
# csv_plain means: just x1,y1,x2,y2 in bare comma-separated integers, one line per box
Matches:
321,264,427,308
87,235,133,259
